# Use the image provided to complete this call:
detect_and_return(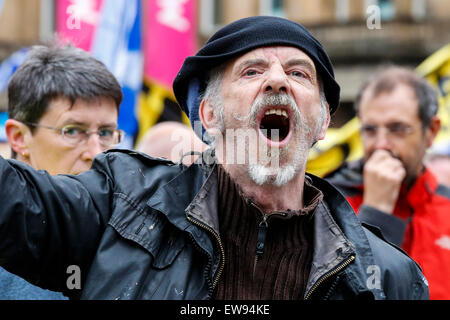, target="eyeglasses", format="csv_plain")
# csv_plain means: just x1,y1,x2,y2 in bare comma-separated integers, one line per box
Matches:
359,123,415,139
24,122,125,148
